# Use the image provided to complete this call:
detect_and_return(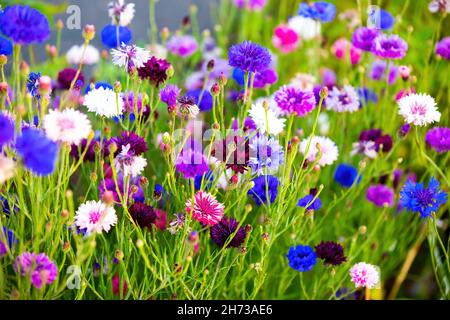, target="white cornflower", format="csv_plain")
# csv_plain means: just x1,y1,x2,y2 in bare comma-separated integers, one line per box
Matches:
108,0,135,26
300,136,339,167
114,144,147,178
326,85,360,113
43,109,92,146
83,87,124,118
75,200,118,235
289,73,317,91
0,156,15,185
111,43,150,71
146,43,168,59
288,16,321,40
66,44,100,65
398,93,441,126
248,101,286,136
